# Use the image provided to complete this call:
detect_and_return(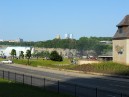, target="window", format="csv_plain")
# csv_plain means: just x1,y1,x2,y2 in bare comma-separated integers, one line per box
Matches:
118,27,123,33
